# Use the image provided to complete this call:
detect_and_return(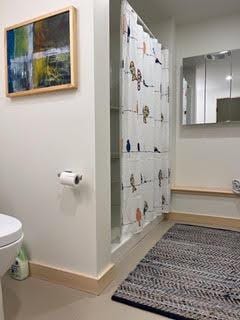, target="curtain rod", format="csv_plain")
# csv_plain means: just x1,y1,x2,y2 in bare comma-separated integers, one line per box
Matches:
136,14,168,50
123,0,168,49
137,15,156,39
